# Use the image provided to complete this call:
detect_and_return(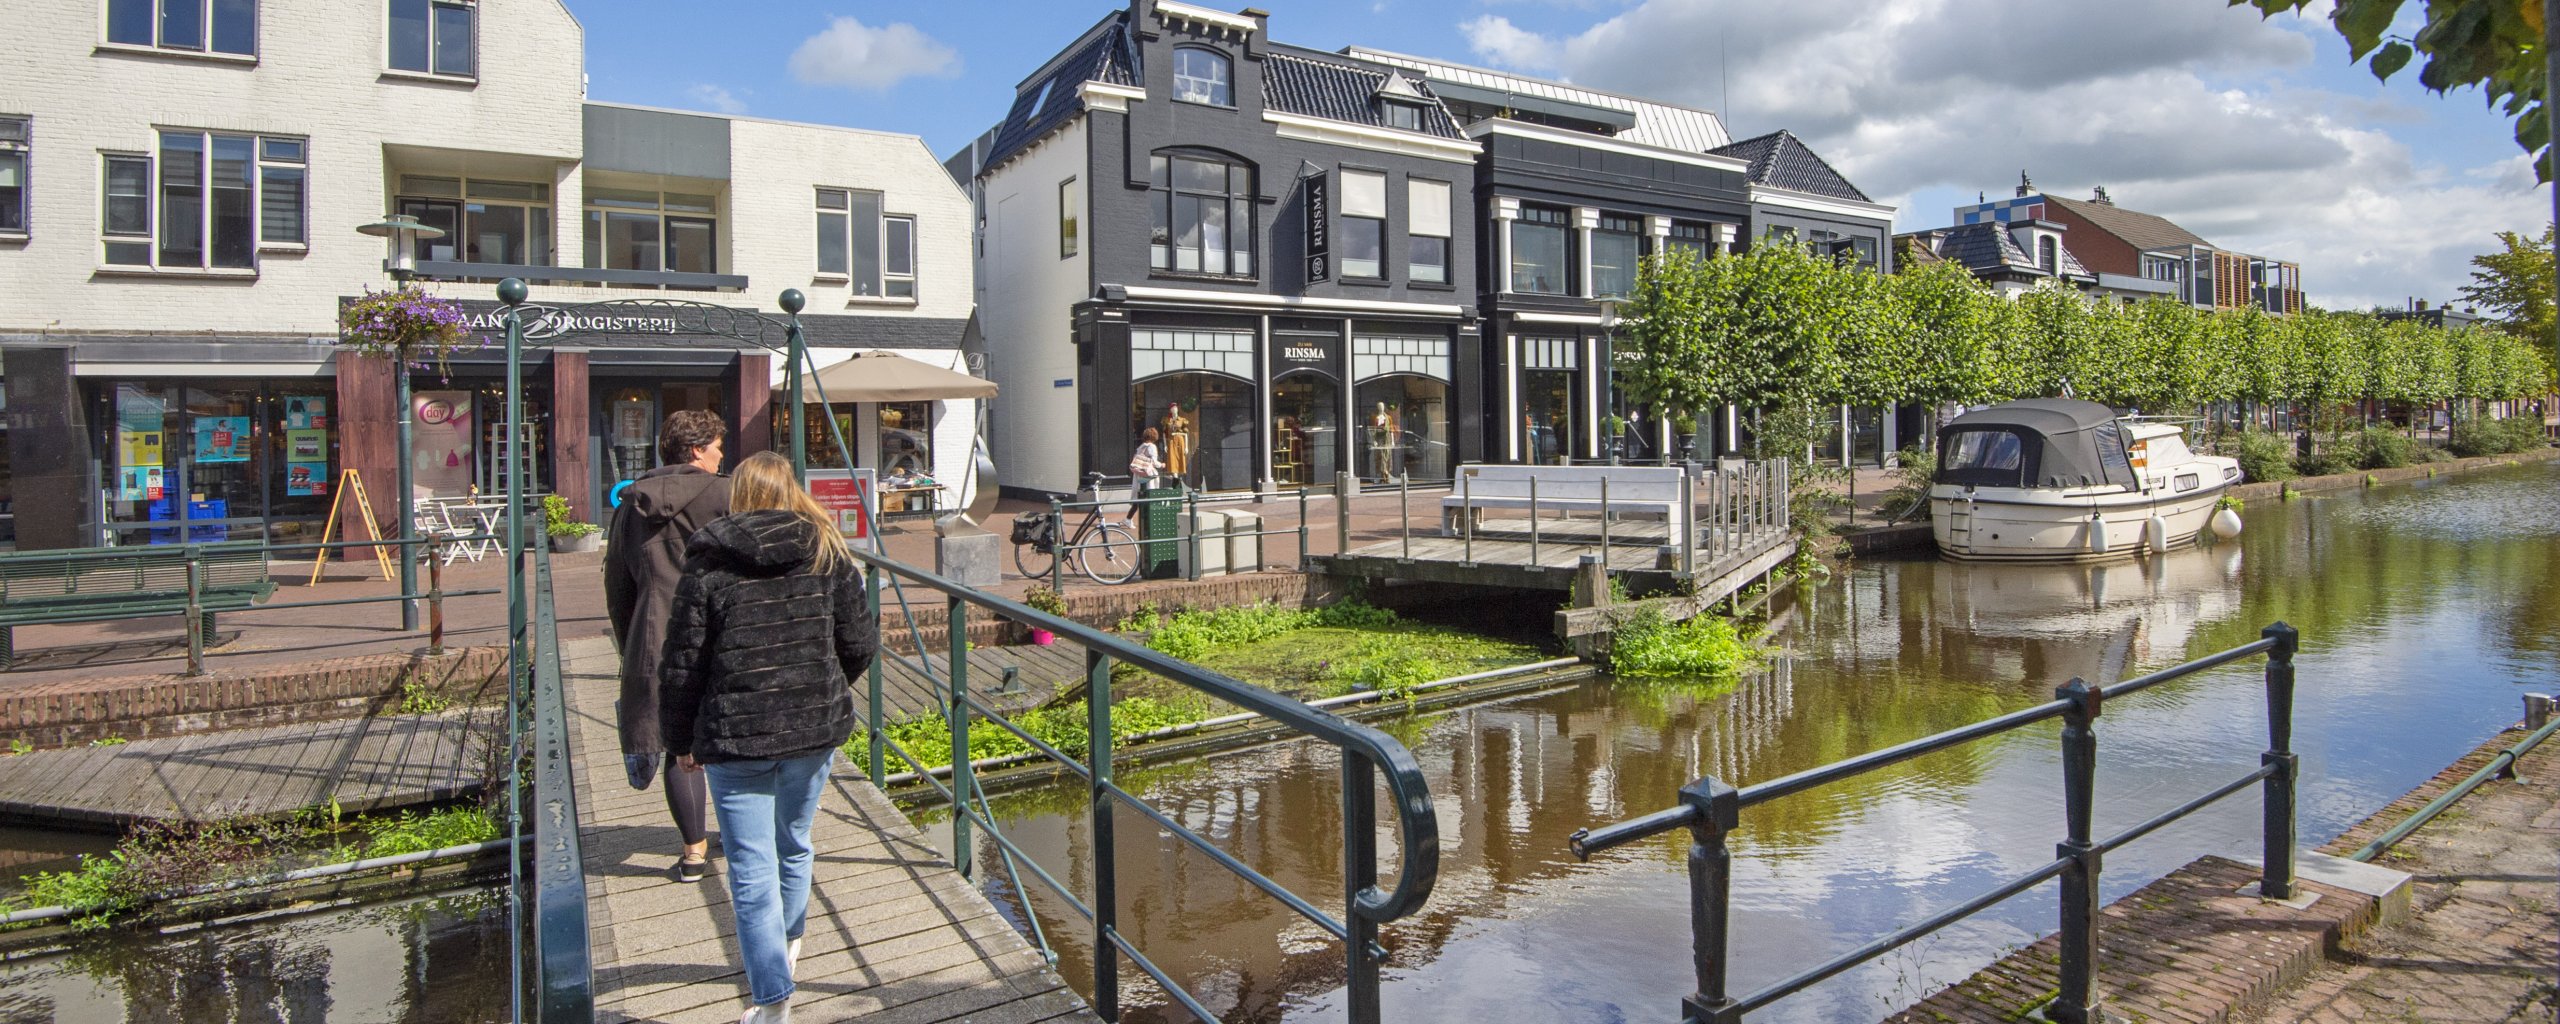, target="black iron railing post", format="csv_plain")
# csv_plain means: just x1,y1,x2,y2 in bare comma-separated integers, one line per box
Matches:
427,549,445,656
1679,777,1741,1024
948,595,973,878
1296,486,1309,570
1086,646,1121,1021
2052,677,2105,1024
183,551,205,677
1049,496,1066,594
2260,621,2299,900
1343,750,1384,1024
866,564,886,786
